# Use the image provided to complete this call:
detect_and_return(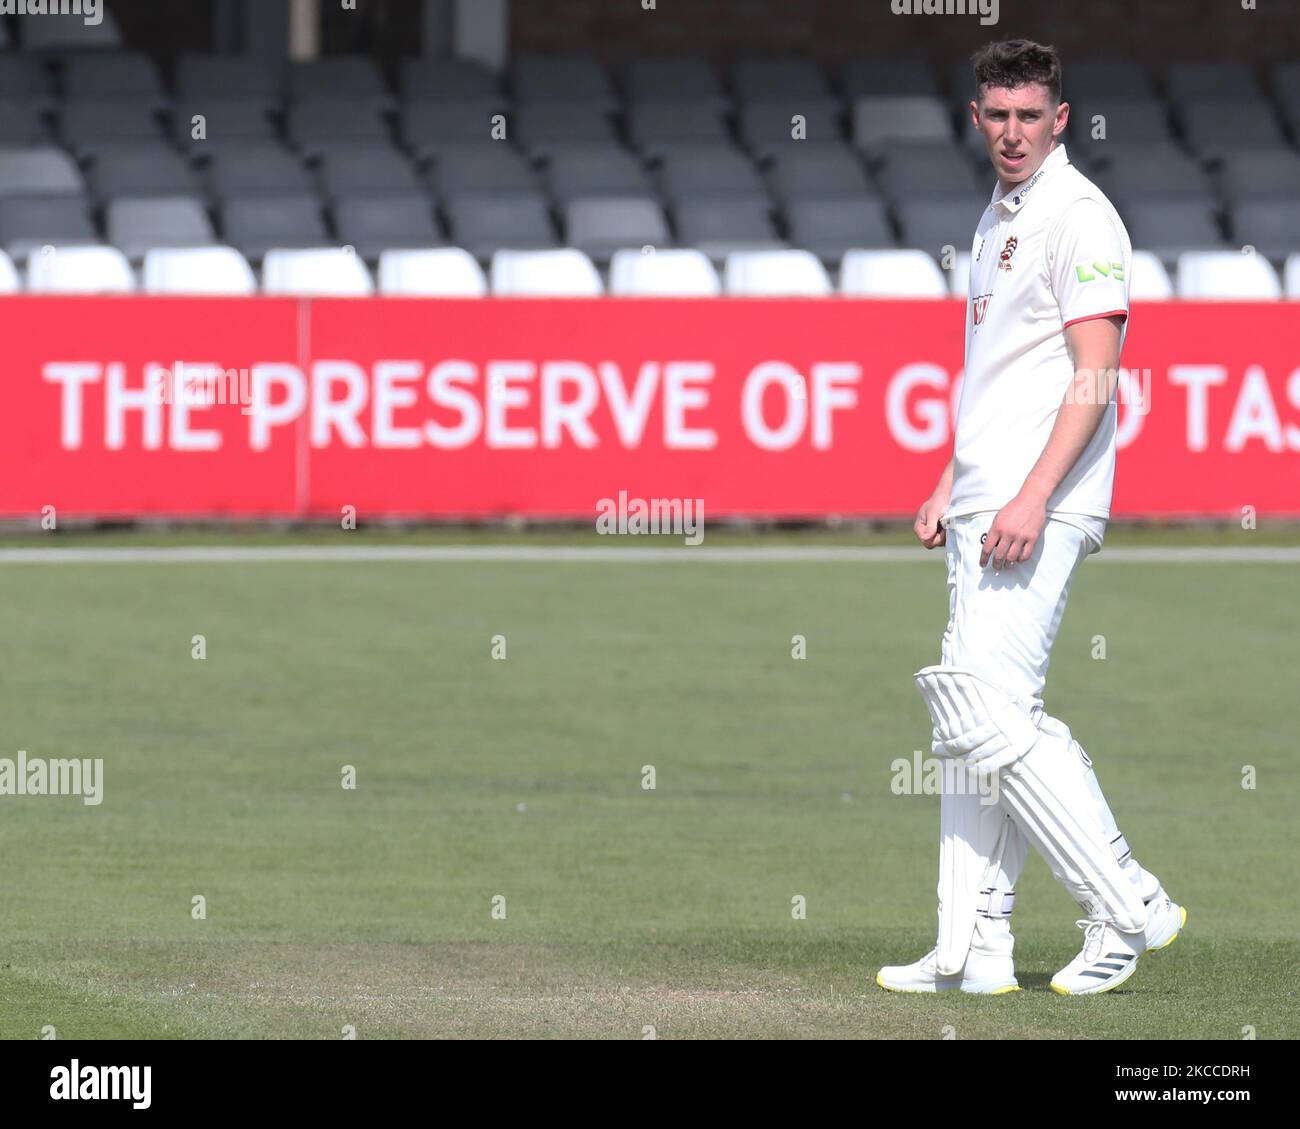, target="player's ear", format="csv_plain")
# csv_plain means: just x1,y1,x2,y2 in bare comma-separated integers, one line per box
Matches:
969,99,980,130
1054,100,1070,140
